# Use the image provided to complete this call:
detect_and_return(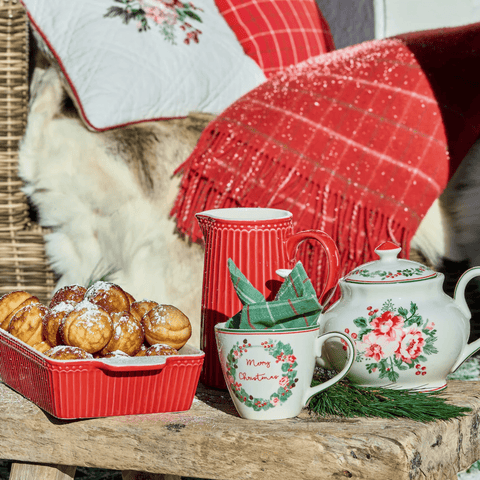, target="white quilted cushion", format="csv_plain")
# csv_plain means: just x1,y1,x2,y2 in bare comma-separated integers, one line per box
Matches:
21,0,266,131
